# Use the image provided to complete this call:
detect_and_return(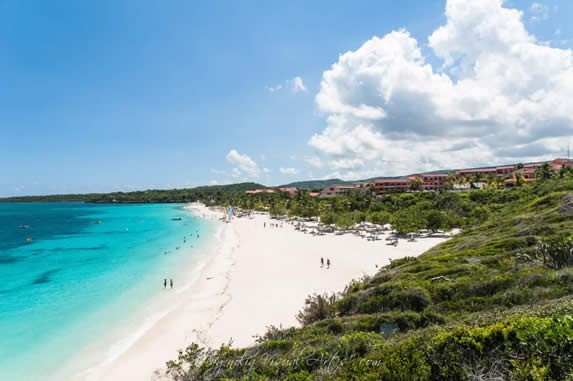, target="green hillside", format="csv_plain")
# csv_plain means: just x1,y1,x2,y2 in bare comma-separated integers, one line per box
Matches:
167,179,573,380
0,182,266,203
279,179,350,190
